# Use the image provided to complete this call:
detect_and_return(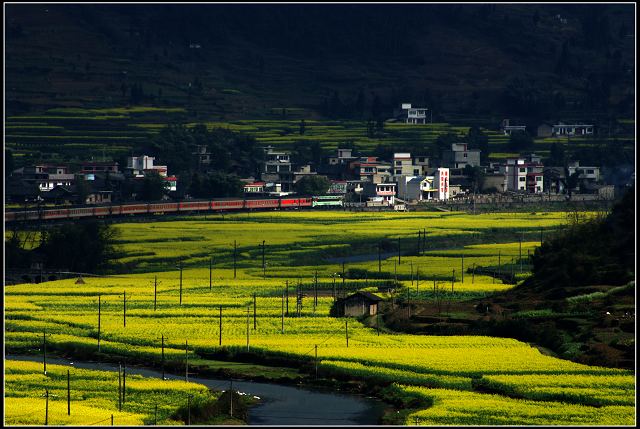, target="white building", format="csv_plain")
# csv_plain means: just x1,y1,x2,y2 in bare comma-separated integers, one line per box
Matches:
552,124,594,136
401,103,430,124
500,158,544,193
126,155,168,178
436,168,450,200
